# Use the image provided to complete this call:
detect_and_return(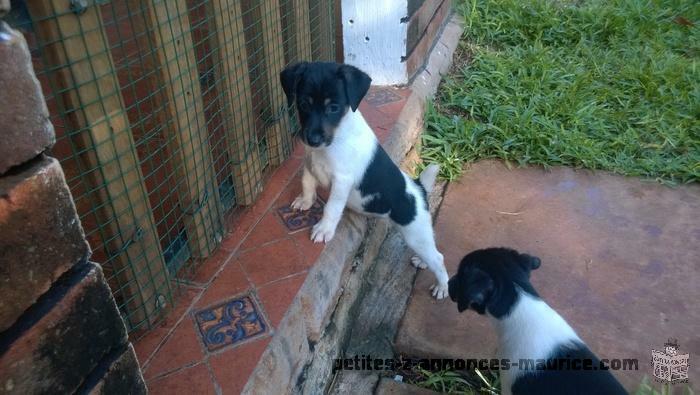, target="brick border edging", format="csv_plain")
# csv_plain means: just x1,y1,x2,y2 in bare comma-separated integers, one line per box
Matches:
241,14,464,395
